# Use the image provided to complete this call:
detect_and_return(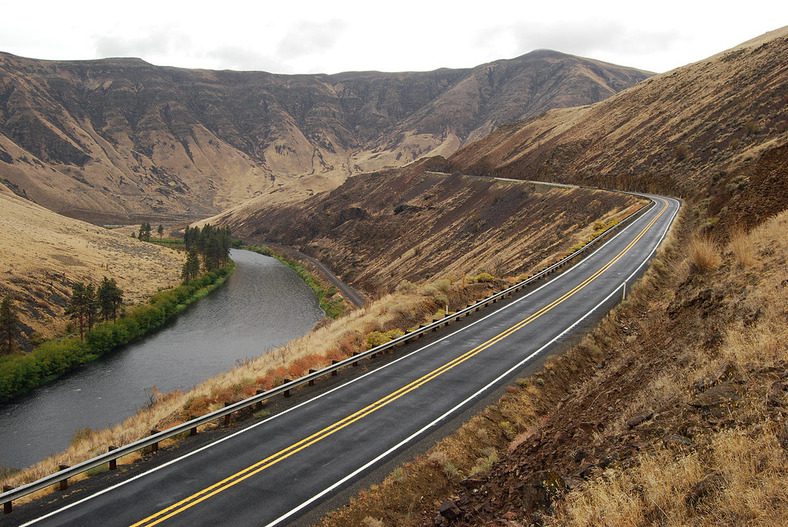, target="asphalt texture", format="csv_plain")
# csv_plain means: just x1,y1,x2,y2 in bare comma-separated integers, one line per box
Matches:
9,196,679,527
